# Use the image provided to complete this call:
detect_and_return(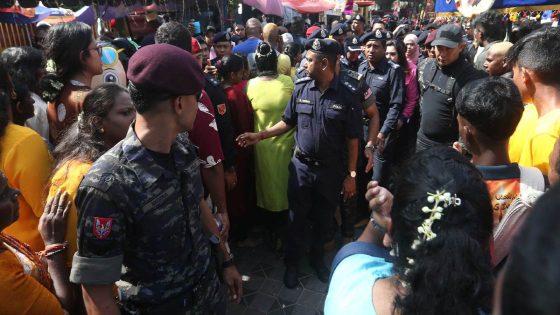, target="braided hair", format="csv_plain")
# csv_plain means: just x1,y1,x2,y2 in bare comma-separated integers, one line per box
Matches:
255,41,278,76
